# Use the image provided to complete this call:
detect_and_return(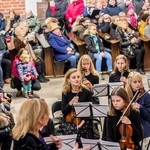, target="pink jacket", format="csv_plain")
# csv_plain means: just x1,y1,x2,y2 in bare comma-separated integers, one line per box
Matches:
126,12,138,30
12,55,36,80
65,0,84,27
